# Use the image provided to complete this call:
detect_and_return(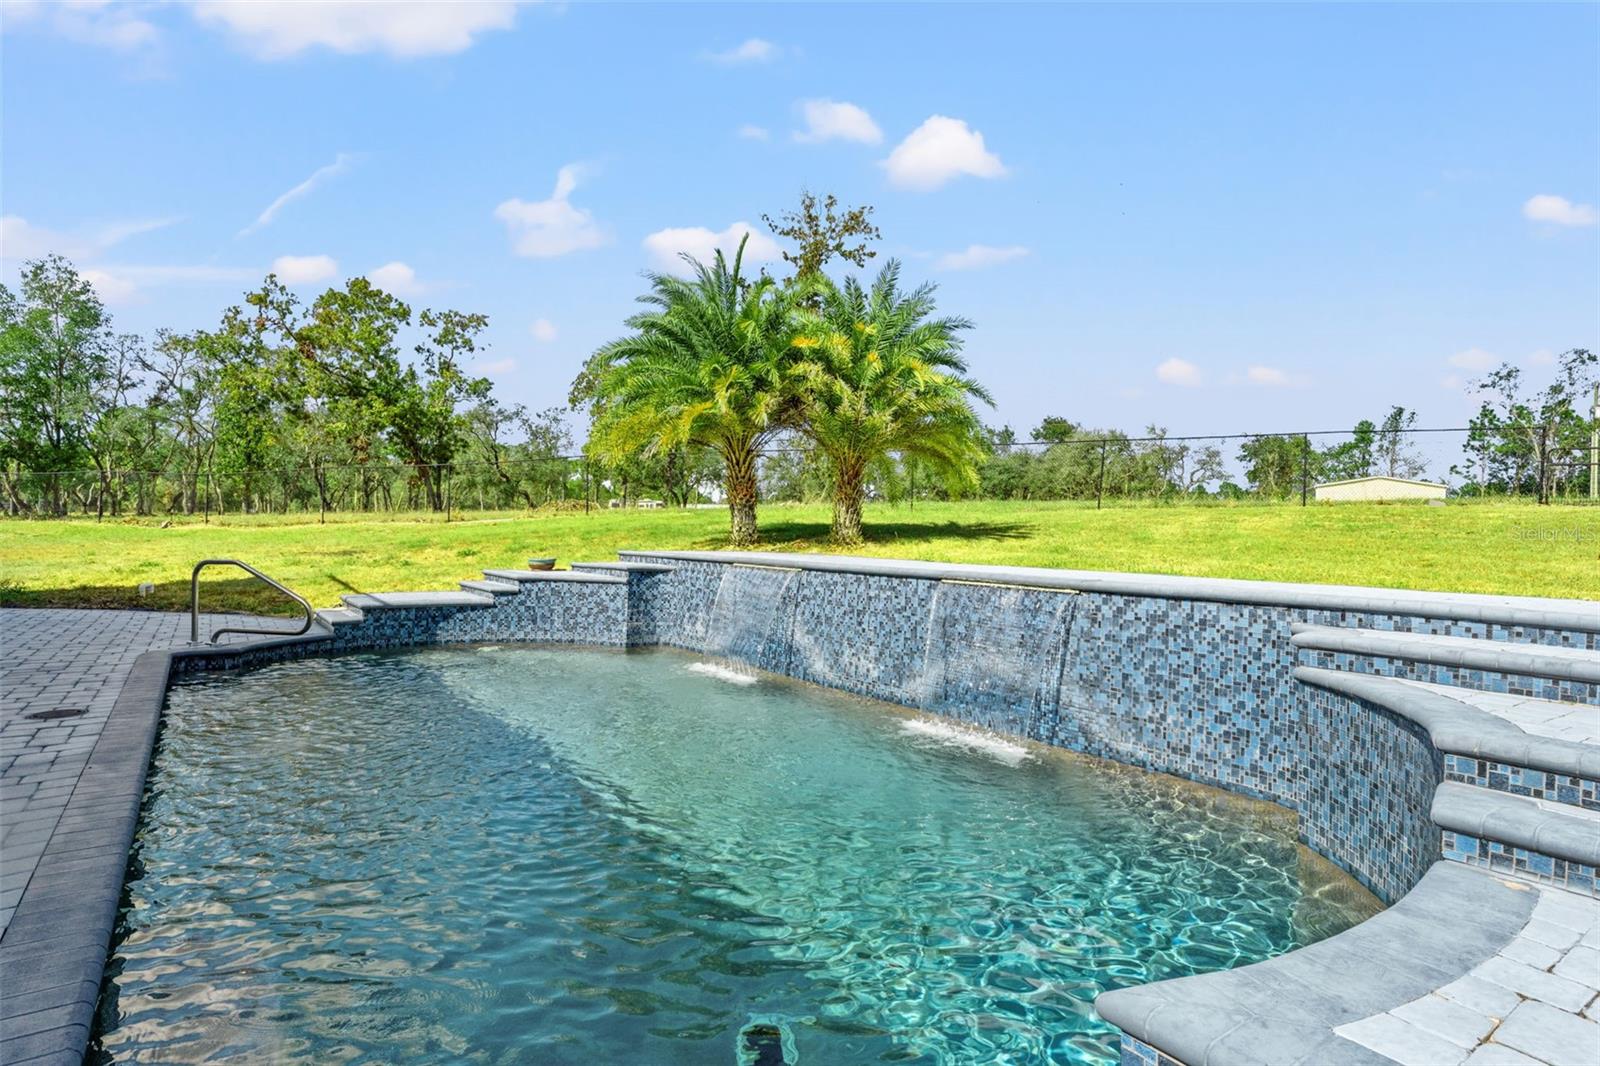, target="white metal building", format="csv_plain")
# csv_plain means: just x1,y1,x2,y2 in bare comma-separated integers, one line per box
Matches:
1313,476,1449,502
